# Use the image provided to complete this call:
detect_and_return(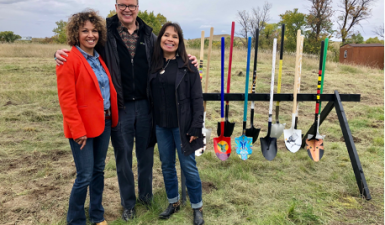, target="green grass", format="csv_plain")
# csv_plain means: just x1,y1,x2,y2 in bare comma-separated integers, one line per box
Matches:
0,45,383,224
